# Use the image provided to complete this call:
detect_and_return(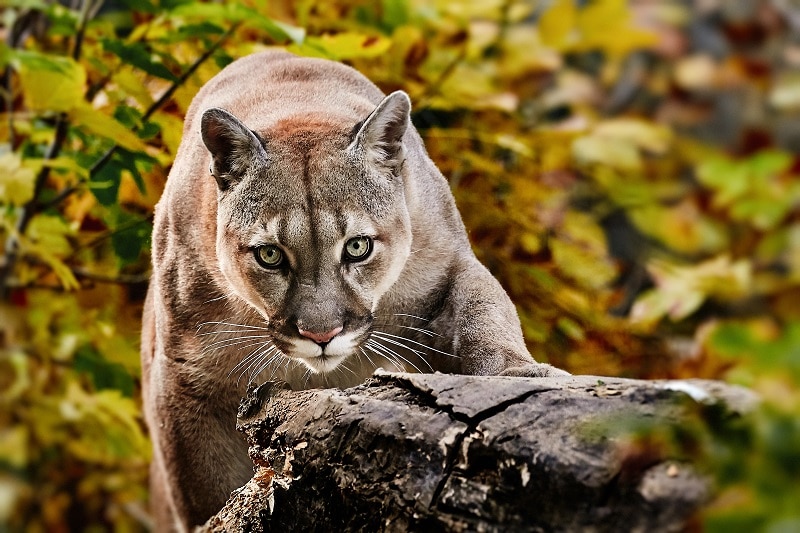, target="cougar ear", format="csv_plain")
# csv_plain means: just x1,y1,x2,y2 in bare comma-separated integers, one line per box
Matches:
201,108,266,191
352,90,410,174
